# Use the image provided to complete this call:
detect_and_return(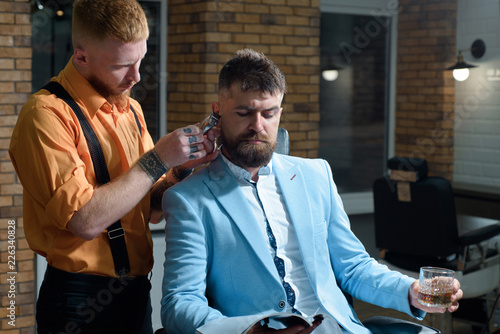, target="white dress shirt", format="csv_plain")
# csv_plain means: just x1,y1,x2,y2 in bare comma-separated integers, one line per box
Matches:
222,154,327,317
